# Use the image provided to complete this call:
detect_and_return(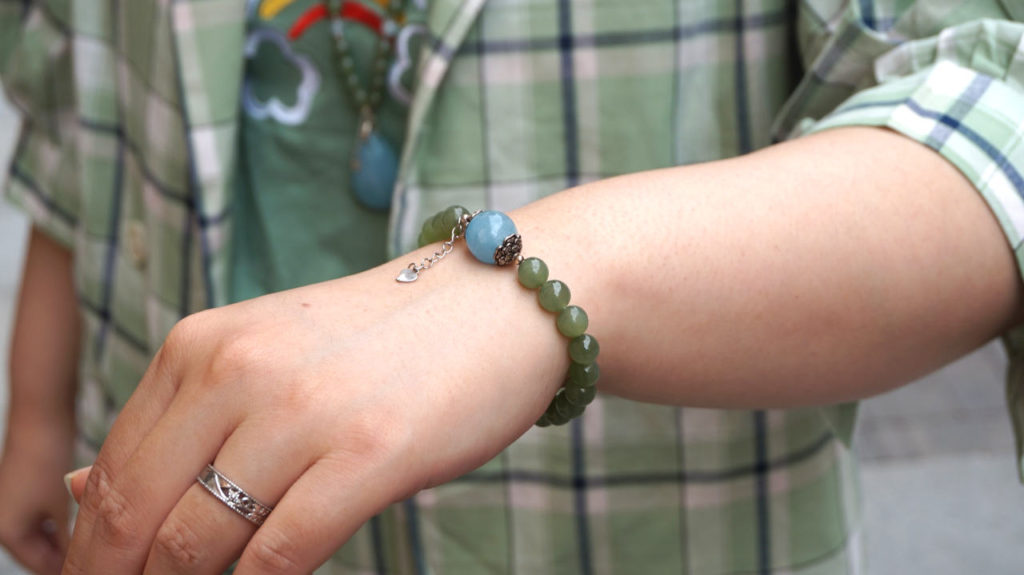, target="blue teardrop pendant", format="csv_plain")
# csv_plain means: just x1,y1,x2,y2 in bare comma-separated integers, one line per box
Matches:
351,131,398,211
